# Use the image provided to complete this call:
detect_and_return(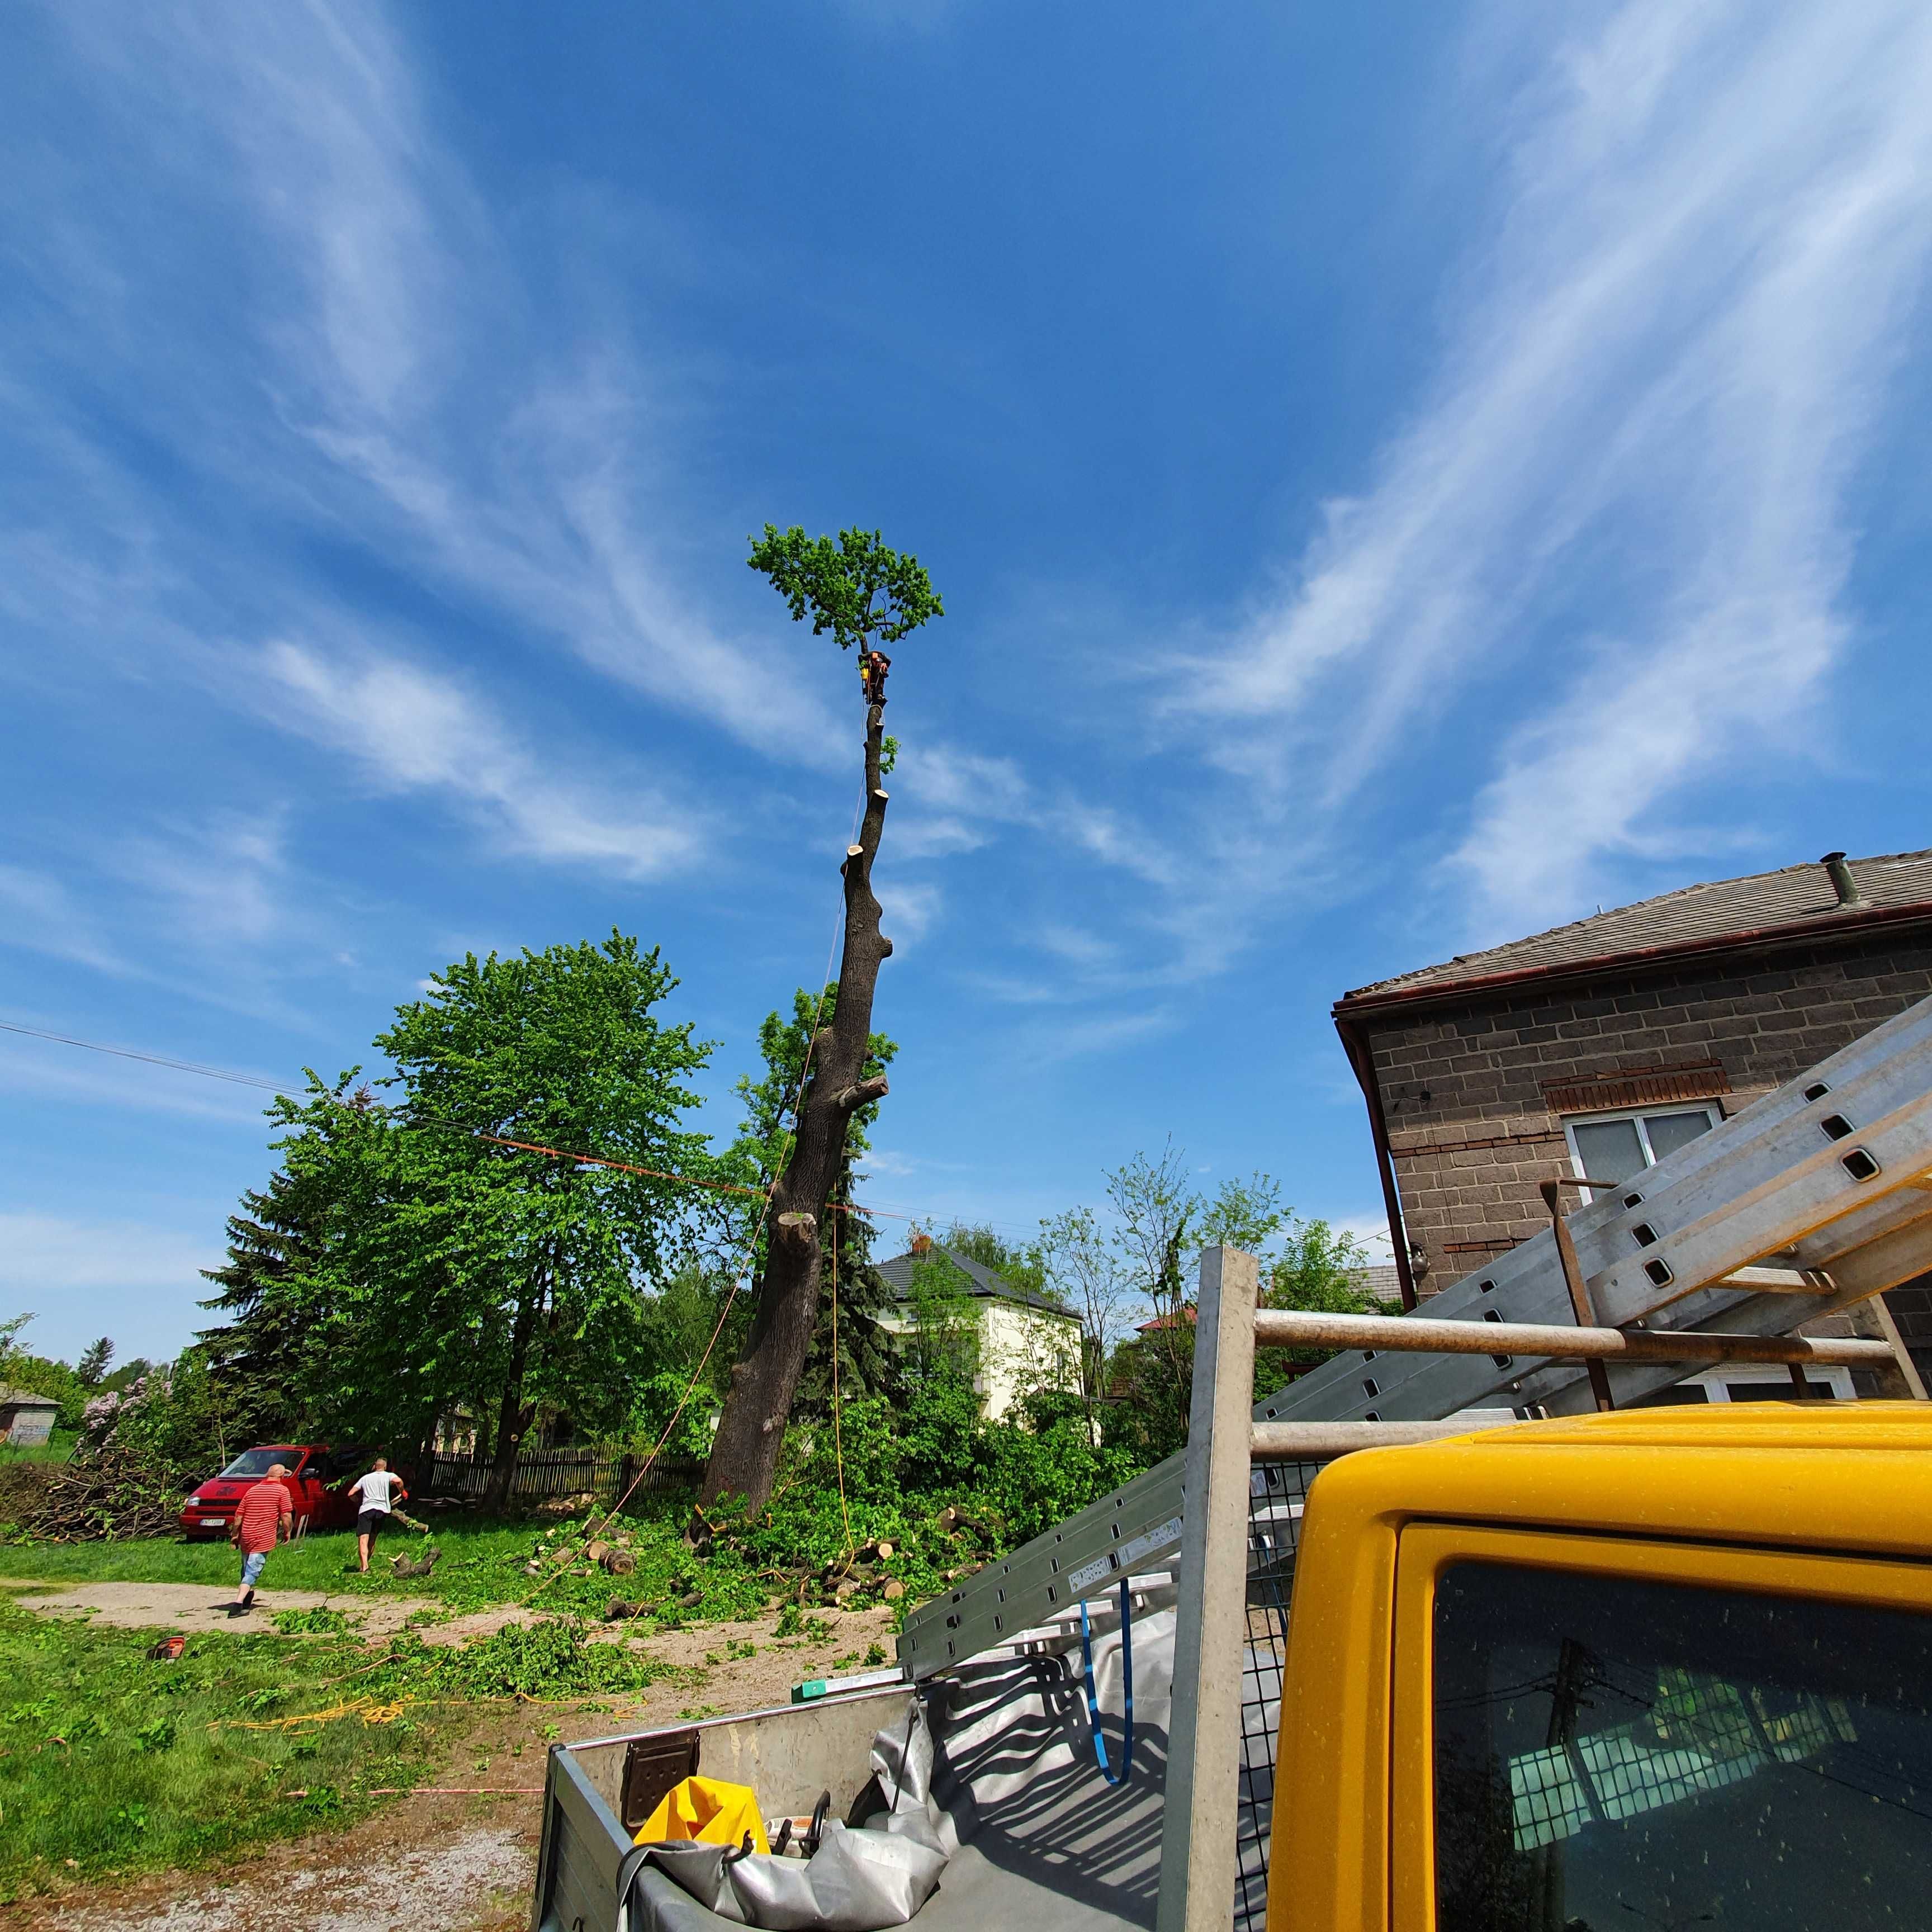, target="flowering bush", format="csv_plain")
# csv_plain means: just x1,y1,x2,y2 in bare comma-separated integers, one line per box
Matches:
81,1391,123,1440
